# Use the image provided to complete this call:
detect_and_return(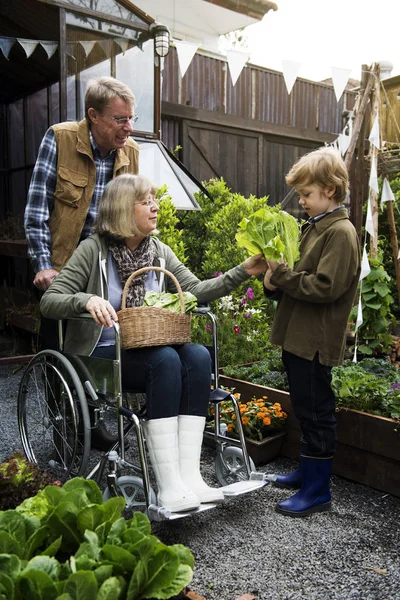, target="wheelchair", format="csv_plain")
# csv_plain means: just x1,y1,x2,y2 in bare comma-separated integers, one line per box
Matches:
17,309,267,521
